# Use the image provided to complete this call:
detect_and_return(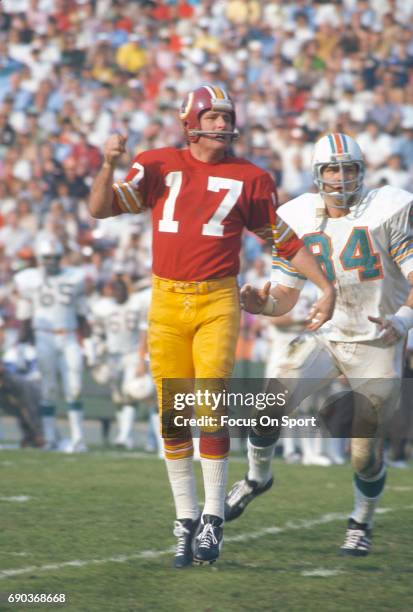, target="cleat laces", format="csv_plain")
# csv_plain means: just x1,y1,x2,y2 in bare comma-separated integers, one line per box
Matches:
227,480,252,506
343,528,369,550
197,523,218,549
174,520,190,556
